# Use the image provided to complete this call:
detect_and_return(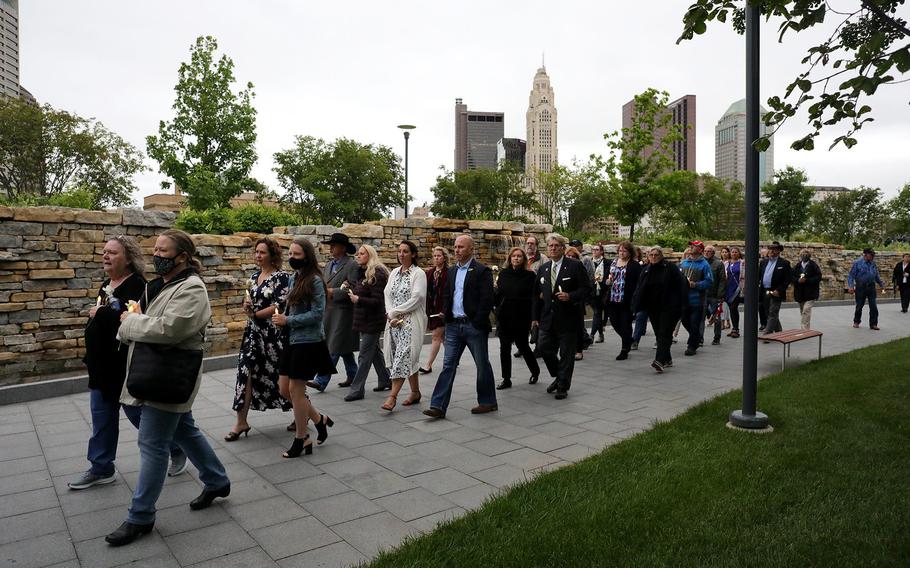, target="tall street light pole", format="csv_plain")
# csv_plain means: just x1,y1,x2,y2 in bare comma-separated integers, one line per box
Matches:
398,124,416,219
730,2,770,431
